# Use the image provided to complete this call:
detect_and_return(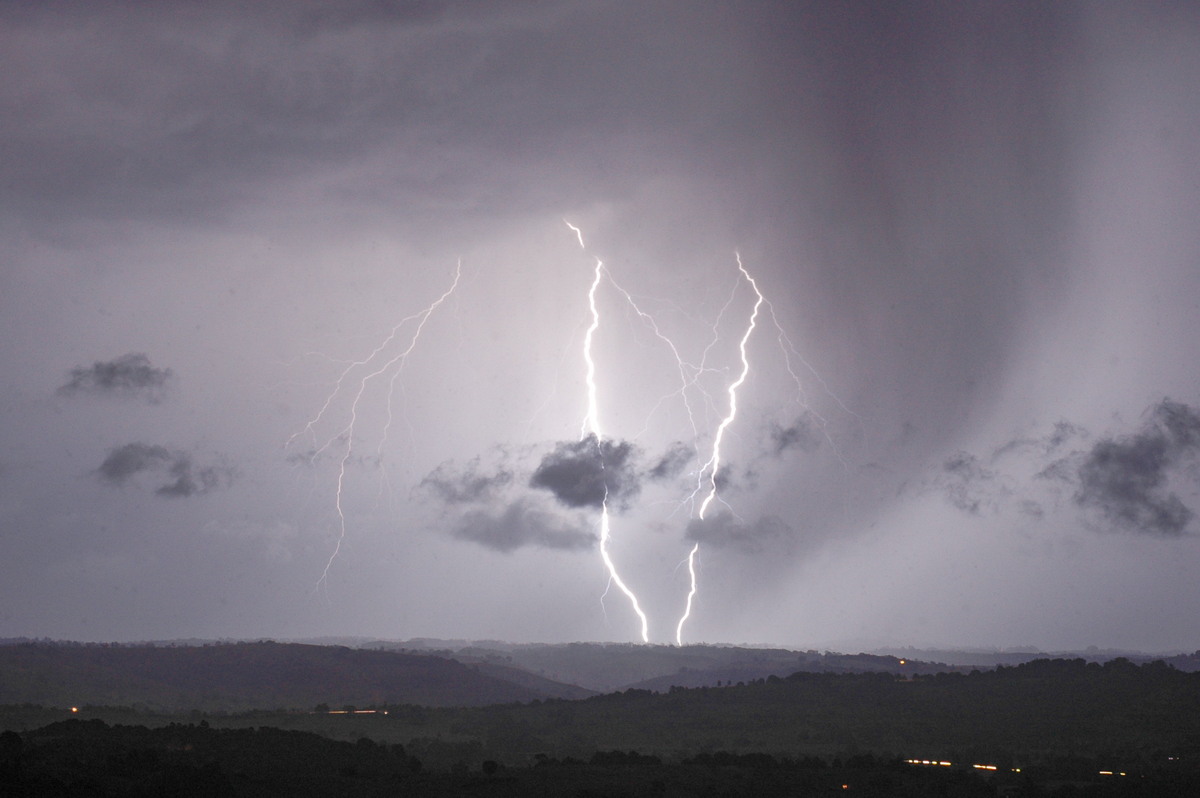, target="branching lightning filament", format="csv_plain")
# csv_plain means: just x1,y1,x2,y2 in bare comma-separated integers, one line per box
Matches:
289,262,462,591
